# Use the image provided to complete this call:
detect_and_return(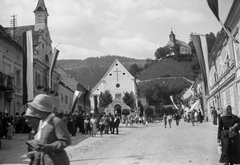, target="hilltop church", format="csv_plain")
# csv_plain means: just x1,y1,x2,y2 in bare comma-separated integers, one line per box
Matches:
90,59,137,116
